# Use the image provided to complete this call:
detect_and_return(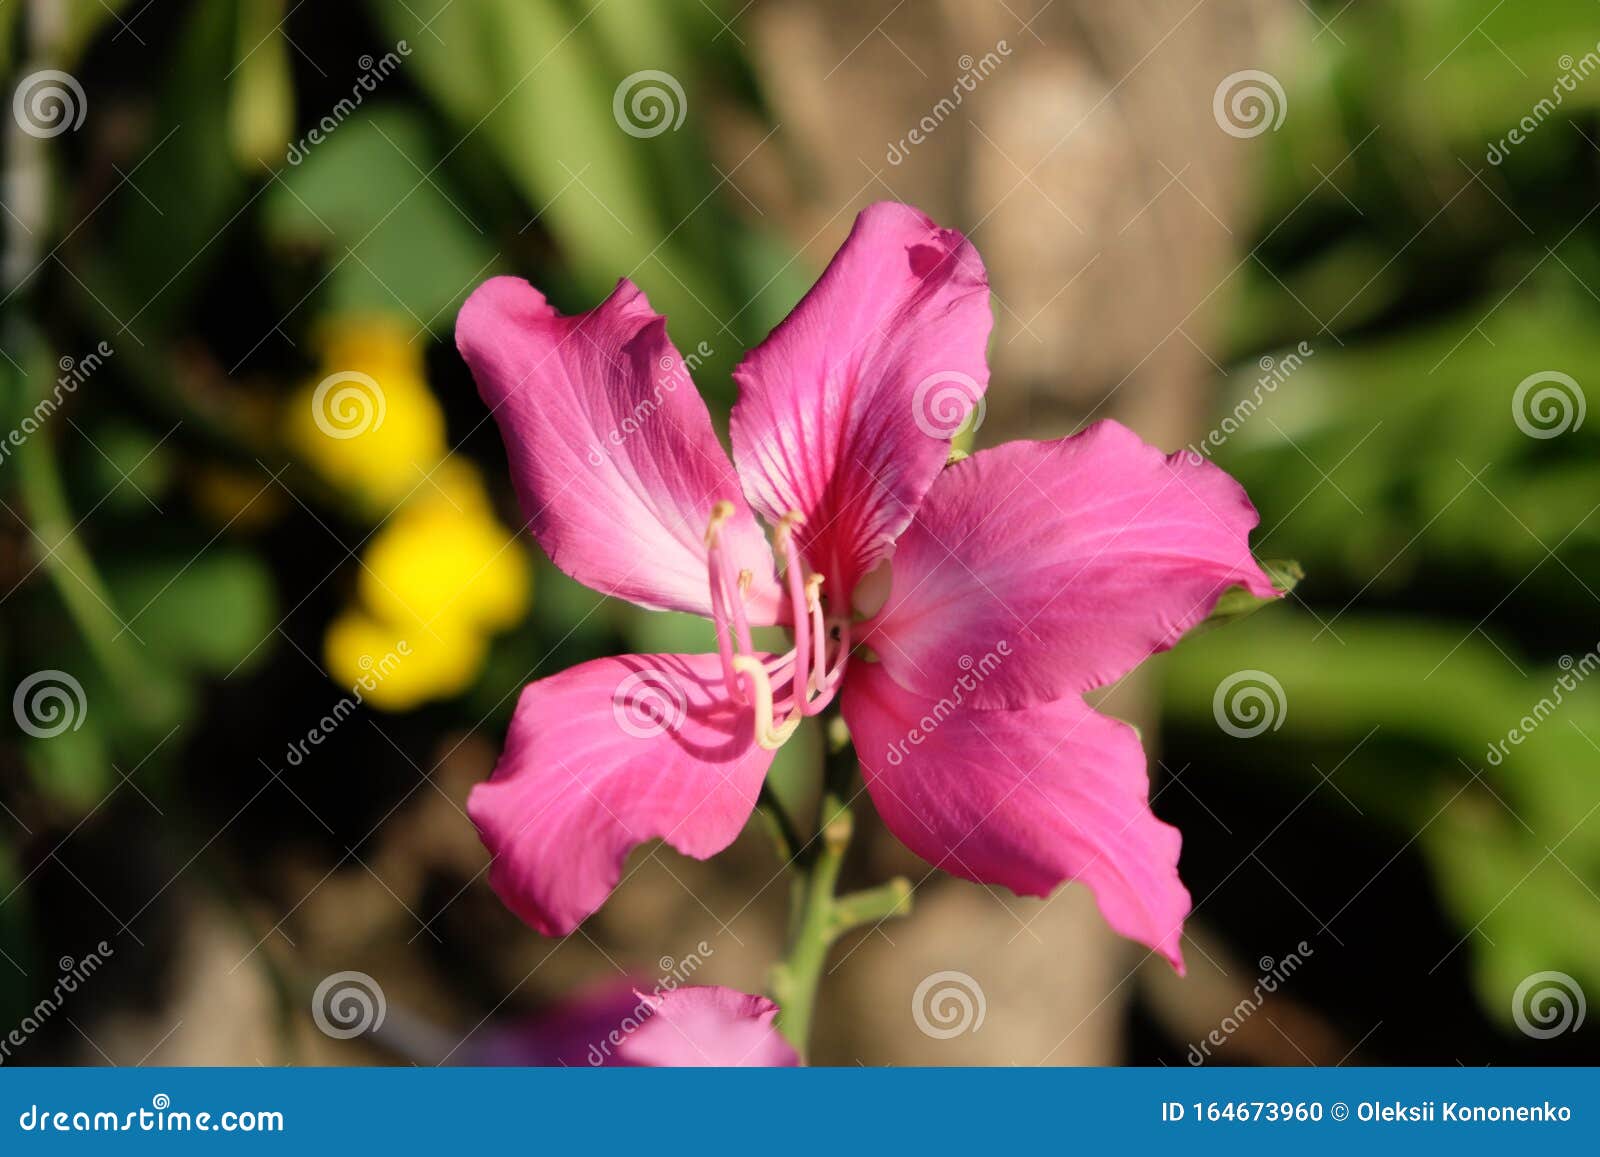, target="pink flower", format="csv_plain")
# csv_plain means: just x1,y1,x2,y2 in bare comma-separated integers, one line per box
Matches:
466,982,798,1068
456,202,1278,972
